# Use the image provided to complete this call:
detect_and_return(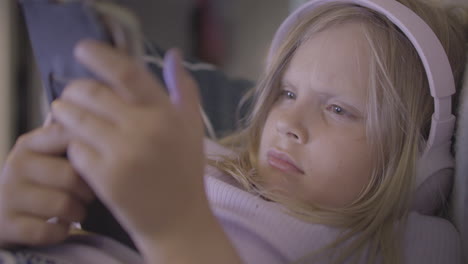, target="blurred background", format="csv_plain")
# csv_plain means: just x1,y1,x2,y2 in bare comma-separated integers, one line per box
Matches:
0,0,466,166
0,0,300,166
